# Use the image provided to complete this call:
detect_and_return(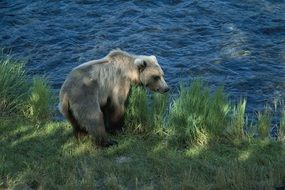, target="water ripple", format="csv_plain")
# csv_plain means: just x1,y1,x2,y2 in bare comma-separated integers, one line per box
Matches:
1,0,285,114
